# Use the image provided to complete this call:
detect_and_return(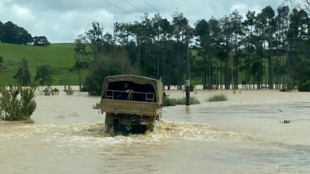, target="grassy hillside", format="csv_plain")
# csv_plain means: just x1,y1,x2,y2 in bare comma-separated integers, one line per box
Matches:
0,43,80,85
